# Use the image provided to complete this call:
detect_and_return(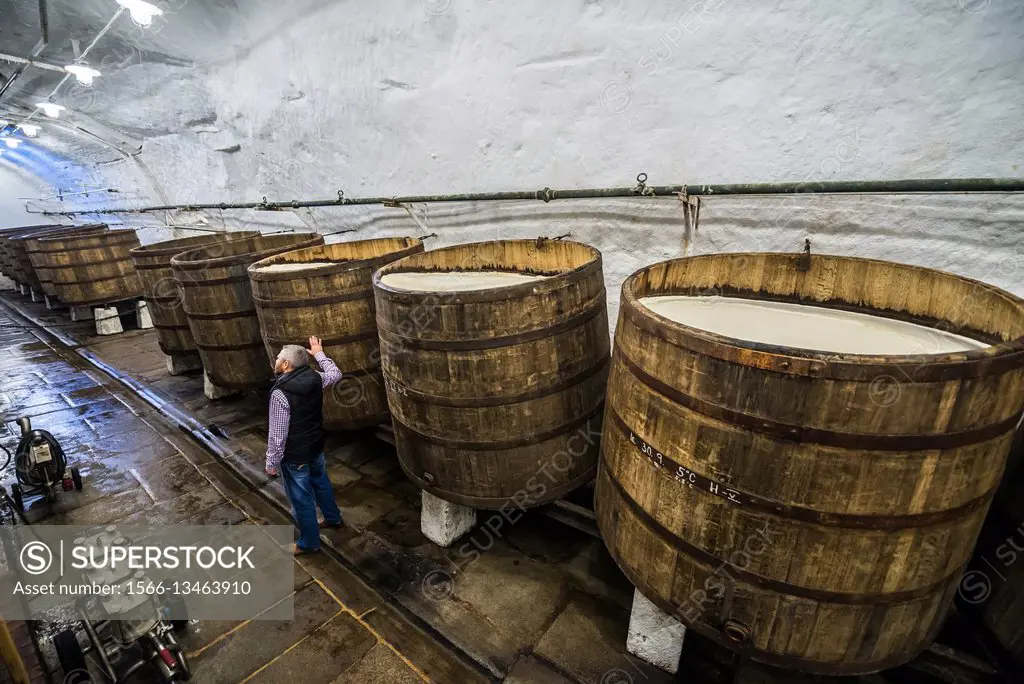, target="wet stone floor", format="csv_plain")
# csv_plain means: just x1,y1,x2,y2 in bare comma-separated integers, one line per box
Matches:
0,289,903,684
